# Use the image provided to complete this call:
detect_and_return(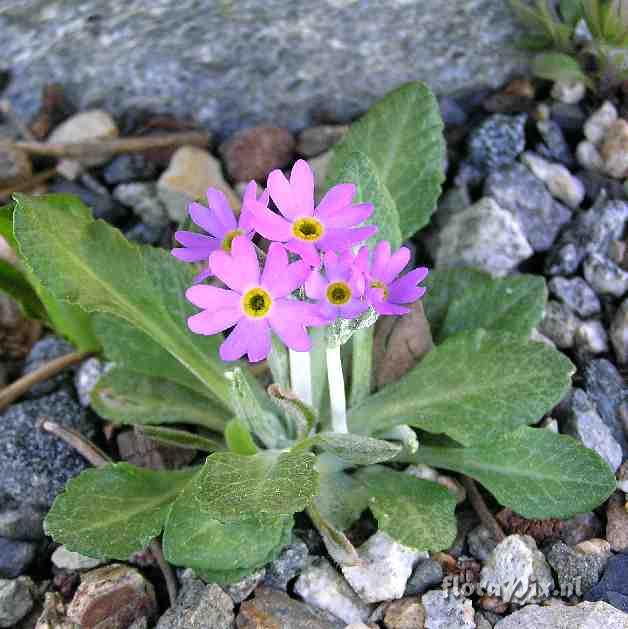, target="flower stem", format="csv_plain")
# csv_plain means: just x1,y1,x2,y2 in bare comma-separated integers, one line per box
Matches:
326,345,347,433
289,349,313,406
